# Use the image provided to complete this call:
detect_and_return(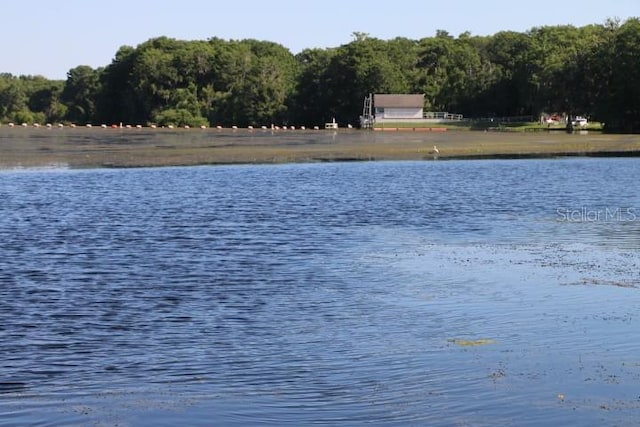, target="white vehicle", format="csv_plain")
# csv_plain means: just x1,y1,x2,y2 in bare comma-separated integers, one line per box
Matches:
572,116,588,127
